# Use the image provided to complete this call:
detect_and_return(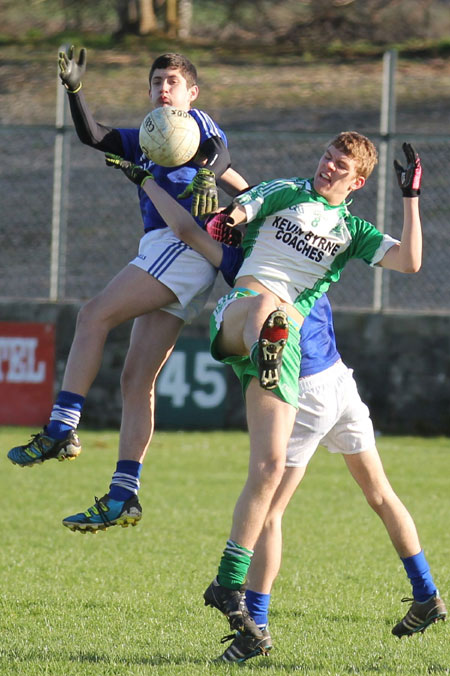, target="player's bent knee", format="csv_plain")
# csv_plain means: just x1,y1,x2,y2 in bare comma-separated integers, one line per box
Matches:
76,296,111,331
364,490,387,512
75,301,96,332
251,292,278,316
